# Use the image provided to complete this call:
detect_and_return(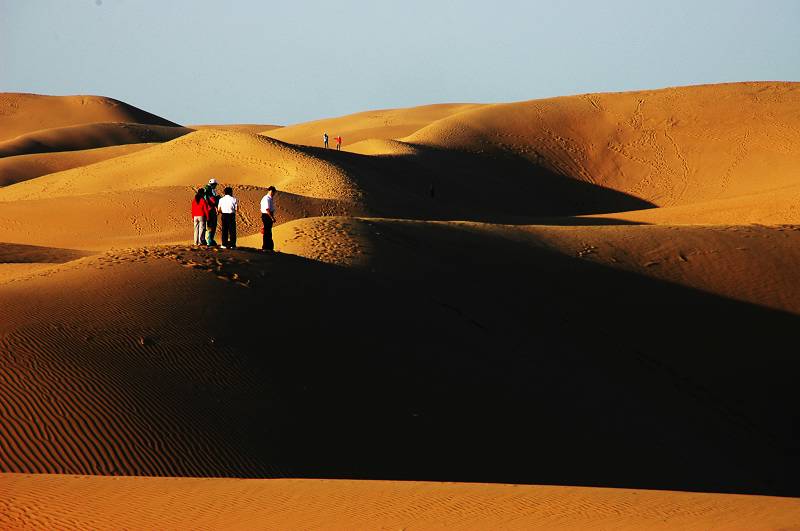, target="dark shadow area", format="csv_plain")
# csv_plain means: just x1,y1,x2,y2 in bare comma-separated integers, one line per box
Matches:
290,143,657,223
0,123,191,158
2,232,797,497
515,216,648,226
0,242,92,263
196,232,799,497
